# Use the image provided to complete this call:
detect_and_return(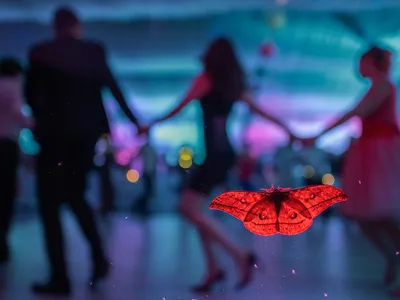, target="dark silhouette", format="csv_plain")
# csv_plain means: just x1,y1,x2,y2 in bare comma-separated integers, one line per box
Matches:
132,135,157,216
25,7,139,296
